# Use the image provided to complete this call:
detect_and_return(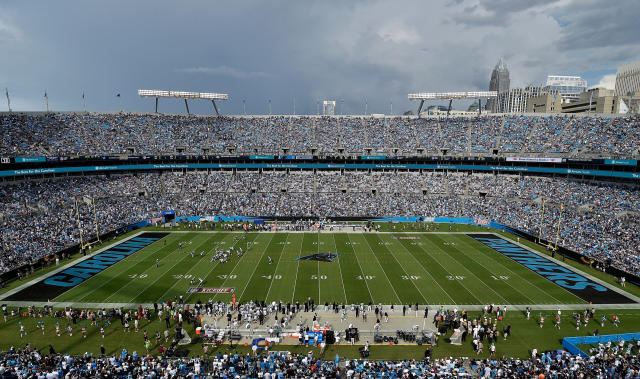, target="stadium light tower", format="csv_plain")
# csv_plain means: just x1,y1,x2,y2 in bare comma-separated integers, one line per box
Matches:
408,91,497,117
138,89,229,115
